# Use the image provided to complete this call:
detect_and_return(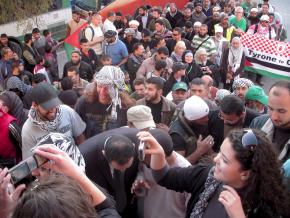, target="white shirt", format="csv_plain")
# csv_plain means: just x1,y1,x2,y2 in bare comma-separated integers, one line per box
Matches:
85,24,104,55
103,19,117,34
